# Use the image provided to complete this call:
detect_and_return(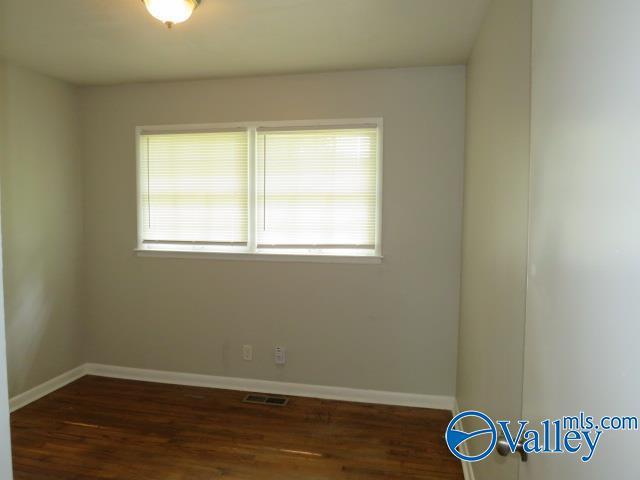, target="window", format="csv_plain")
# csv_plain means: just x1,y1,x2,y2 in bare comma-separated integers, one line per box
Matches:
139,130,249,246
137,120,382,261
